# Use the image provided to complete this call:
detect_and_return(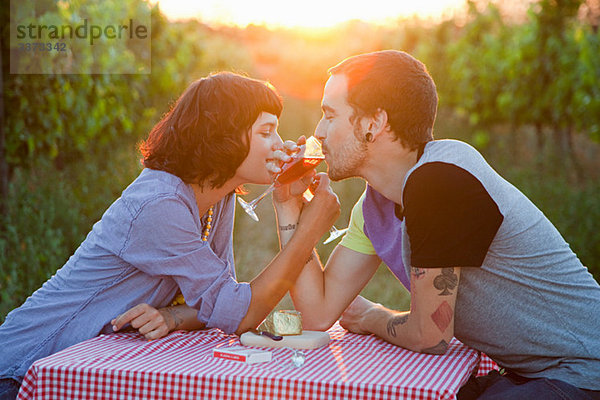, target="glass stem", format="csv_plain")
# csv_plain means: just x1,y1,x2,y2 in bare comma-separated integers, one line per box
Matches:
248,183,276,207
